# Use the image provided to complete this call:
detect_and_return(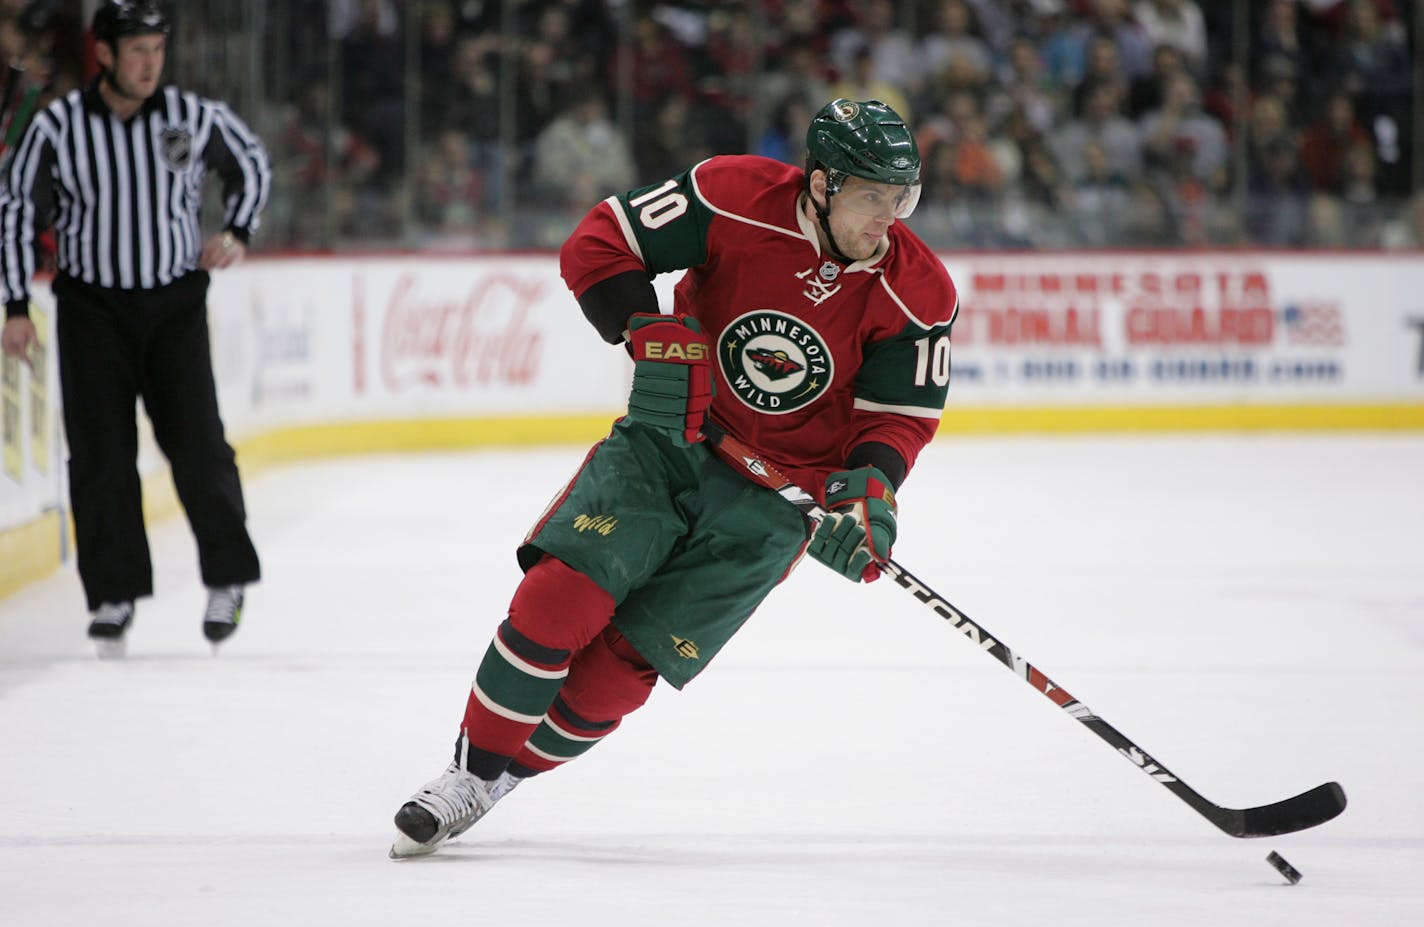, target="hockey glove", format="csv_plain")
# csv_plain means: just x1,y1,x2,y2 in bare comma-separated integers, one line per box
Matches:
808,467,898,582
626,312,714,446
